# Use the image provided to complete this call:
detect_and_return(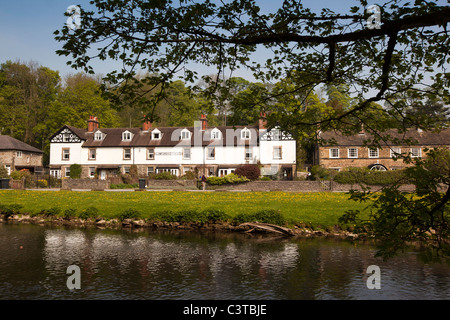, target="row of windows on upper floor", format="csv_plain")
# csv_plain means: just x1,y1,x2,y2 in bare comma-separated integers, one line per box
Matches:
94,128,254,142
60,146,284,161
328,147,422,159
